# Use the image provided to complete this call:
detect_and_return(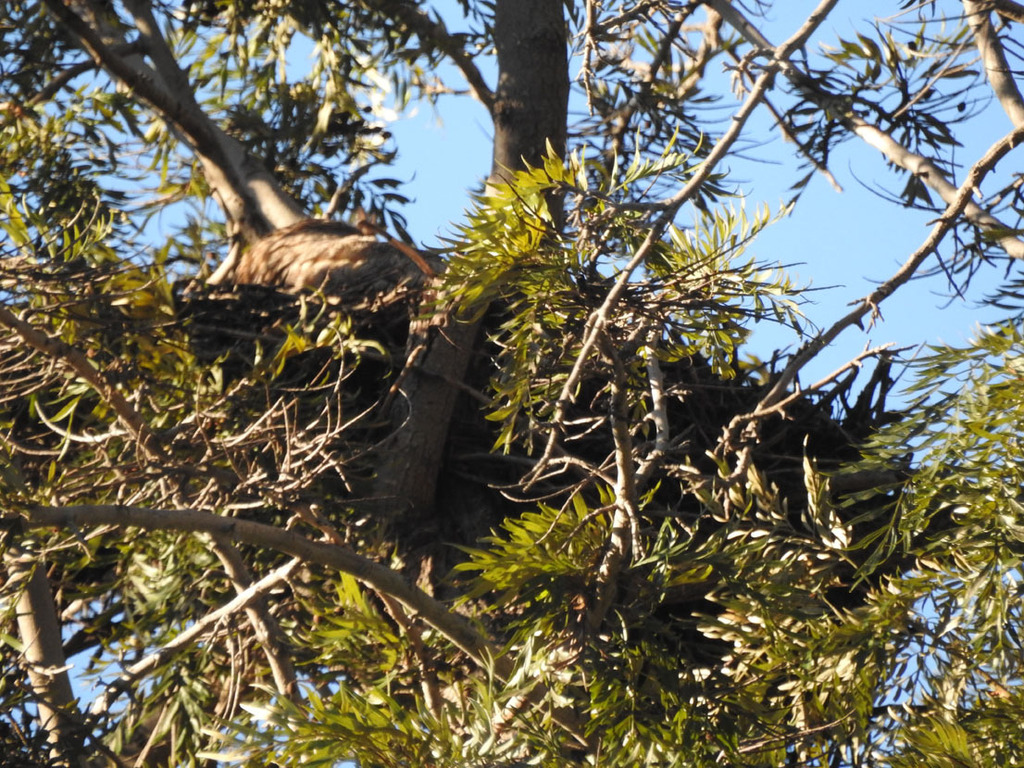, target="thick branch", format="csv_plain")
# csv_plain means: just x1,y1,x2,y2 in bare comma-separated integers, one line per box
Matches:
41,0,303,241
993,0,1024,23
13,503,593,748
964,0,1024,127
848,121,1024,258
15,506,500,679
370,318,480,520
709,0,1024,259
